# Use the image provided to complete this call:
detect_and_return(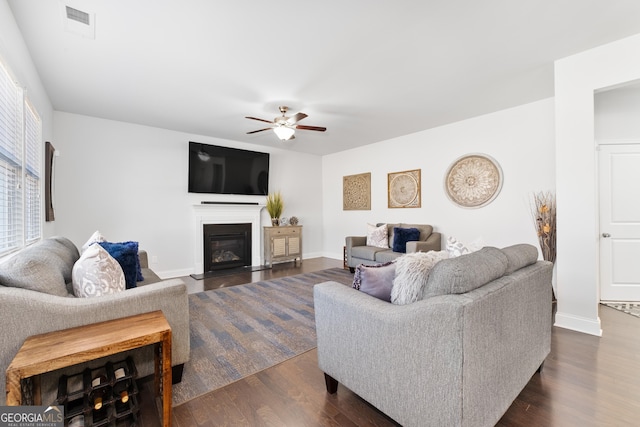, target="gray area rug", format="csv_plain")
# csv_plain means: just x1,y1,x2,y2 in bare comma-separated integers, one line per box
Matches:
601,302,640,319
172,267,354,406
